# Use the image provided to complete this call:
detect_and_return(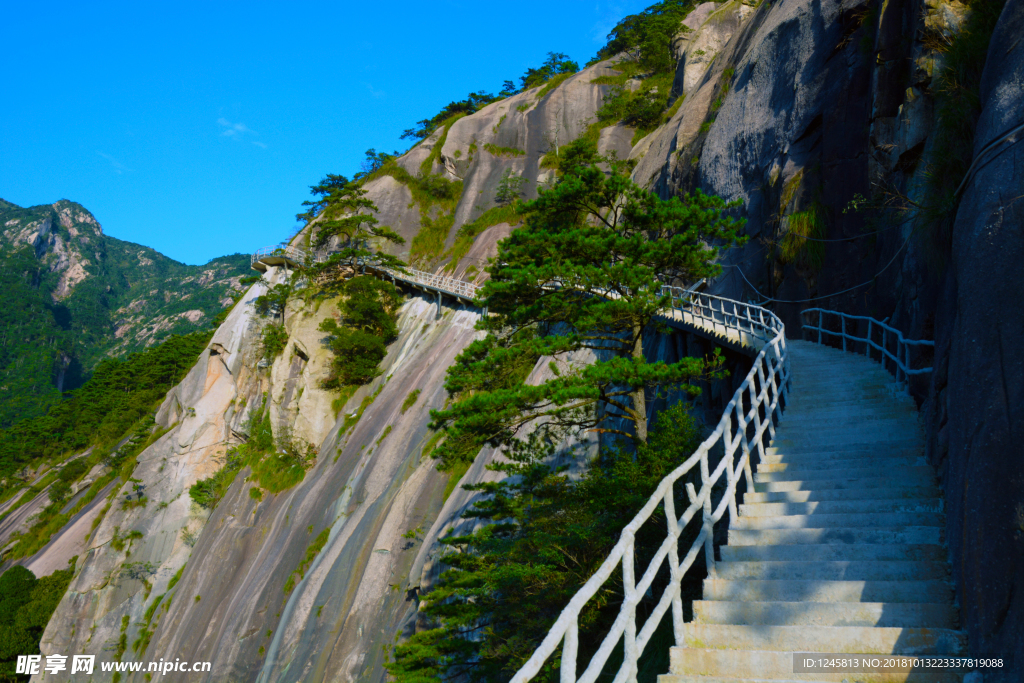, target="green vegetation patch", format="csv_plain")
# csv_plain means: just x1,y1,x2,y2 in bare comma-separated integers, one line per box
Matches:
260,324,289,359
535,71,576,99
0,557,75,679
779,202,827,270
283,528,331,594
0,329,212,486
401,389,421,414
482,143,526,158
0,199,249,431
188,393,317,509
444,204,524,272
341,383,384,436
918,0,1007,258
366,157,464,267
